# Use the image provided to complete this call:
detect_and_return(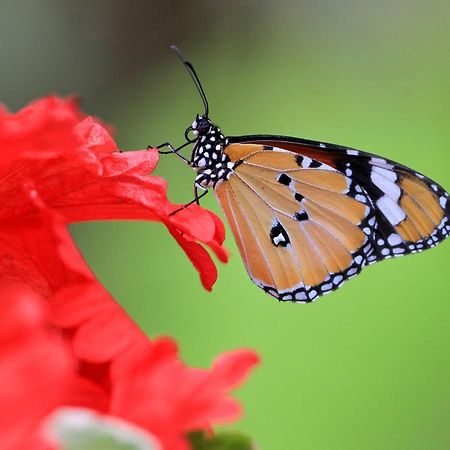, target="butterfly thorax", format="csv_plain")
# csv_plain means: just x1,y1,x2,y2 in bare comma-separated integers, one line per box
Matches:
190,115,233,188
